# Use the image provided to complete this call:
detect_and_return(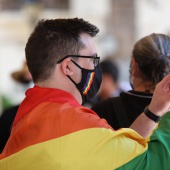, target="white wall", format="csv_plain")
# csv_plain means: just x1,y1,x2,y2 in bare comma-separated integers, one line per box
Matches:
135,0,170,40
